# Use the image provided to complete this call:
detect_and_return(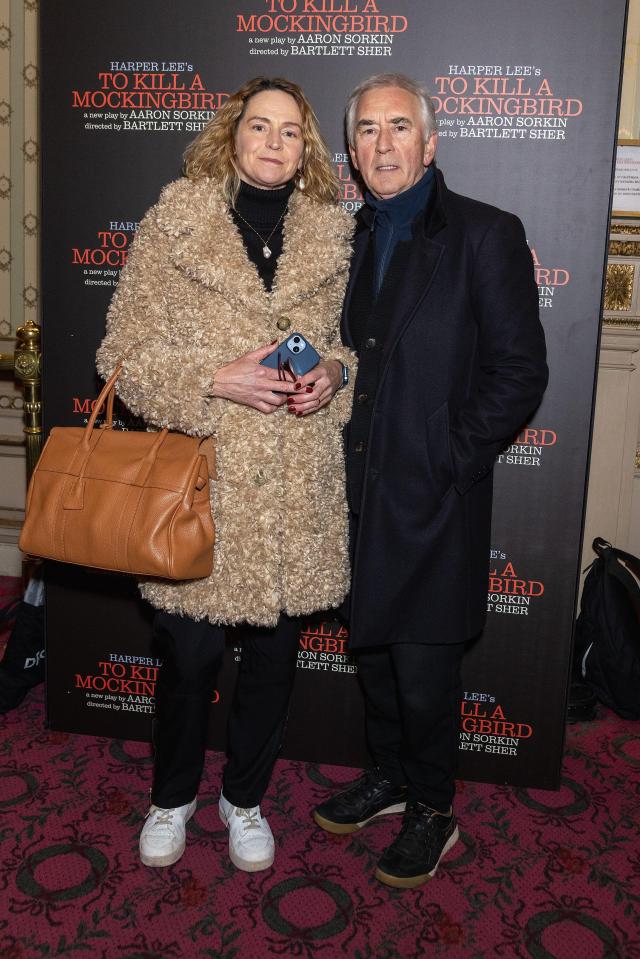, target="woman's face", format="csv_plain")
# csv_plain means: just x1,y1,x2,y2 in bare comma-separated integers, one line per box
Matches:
234,90,305,190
